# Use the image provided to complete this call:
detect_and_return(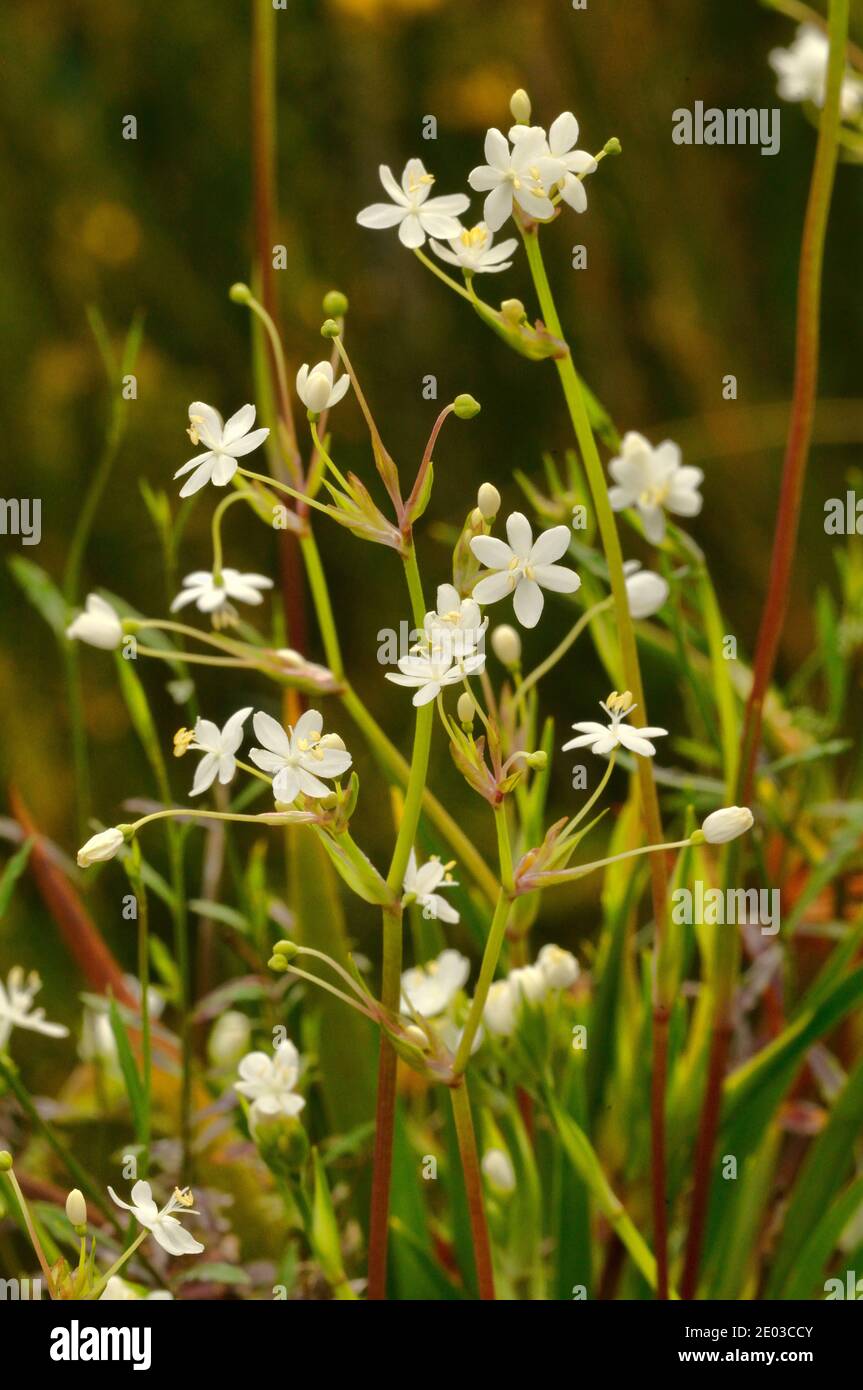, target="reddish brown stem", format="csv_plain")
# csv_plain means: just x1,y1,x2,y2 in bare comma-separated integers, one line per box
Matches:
366,1035,398,1300
680,1016,732,1299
